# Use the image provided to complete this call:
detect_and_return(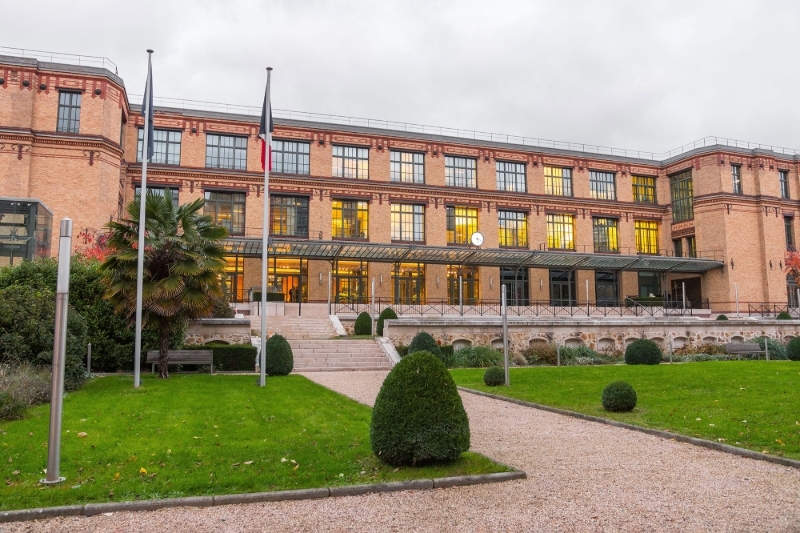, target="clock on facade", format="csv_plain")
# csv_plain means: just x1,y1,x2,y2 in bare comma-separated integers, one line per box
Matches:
470,232,484,246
